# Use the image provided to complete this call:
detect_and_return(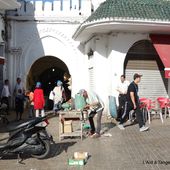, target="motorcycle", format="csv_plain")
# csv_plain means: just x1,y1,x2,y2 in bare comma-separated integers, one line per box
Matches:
0,116,53,161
